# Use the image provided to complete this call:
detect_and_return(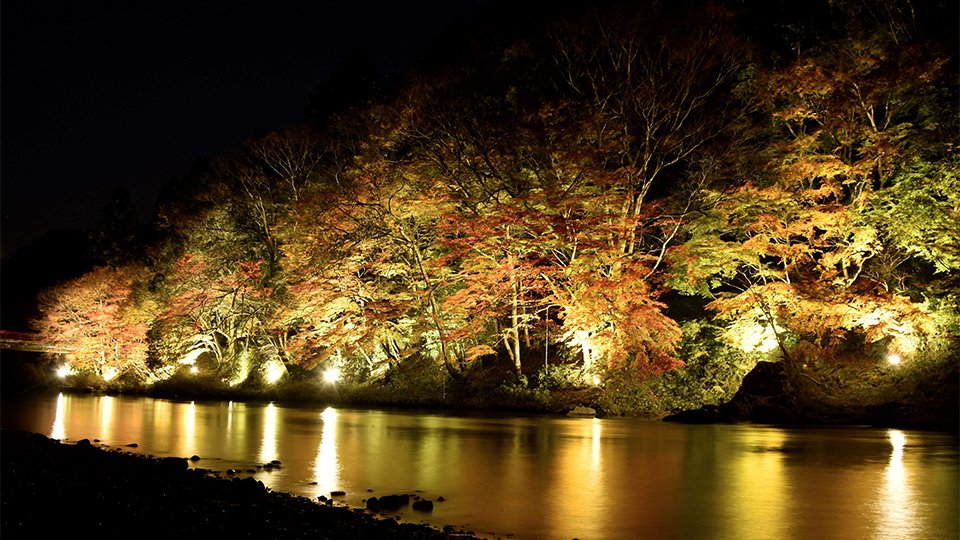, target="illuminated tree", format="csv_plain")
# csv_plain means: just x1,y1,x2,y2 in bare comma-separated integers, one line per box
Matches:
552,1,746,255
273,189,417,378
35,265,153,381
440,197,554,374
150,248,279,383
272,99,470,379
669,12,955,362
